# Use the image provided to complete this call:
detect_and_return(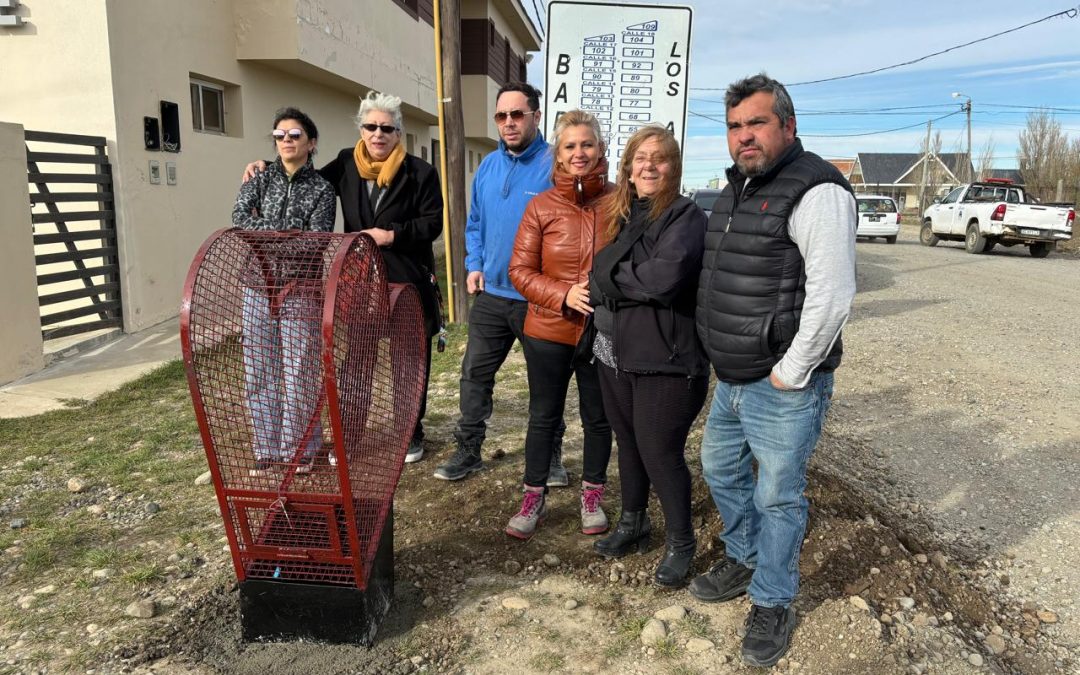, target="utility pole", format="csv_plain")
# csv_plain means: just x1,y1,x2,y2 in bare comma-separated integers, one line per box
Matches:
917,119,933,214
953,92,973,182
435,0,468,323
